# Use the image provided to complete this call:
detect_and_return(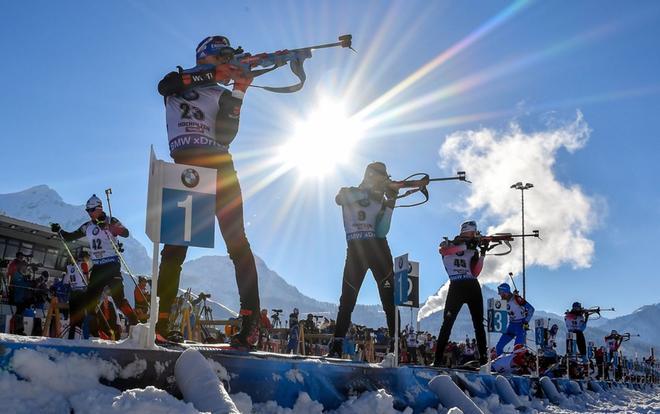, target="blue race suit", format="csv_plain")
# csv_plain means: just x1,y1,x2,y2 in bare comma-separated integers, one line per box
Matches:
496,294,534,356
